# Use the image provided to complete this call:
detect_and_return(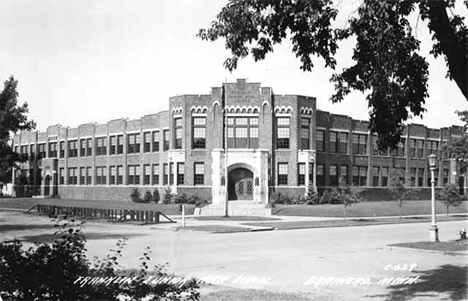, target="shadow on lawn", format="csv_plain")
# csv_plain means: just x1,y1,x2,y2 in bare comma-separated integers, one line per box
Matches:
368,264,467,301
0,224,55,232
20,233,145,244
